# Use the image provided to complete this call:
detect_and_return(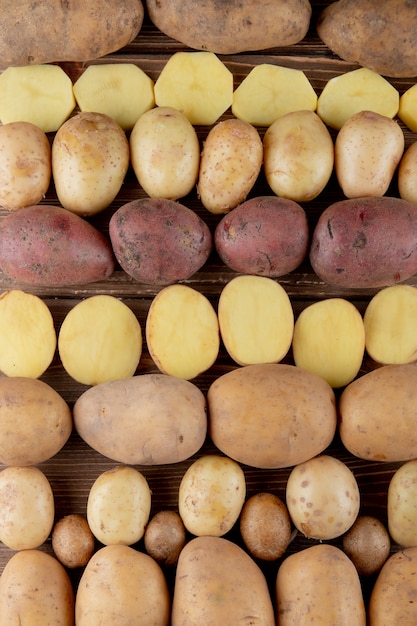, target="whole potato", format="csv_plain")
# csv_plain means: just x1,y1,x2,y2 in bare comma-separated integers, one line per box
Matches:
144,510,186,567
52,514,95,569
387,459,417,547
343,515,391,576
398,141,417,204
